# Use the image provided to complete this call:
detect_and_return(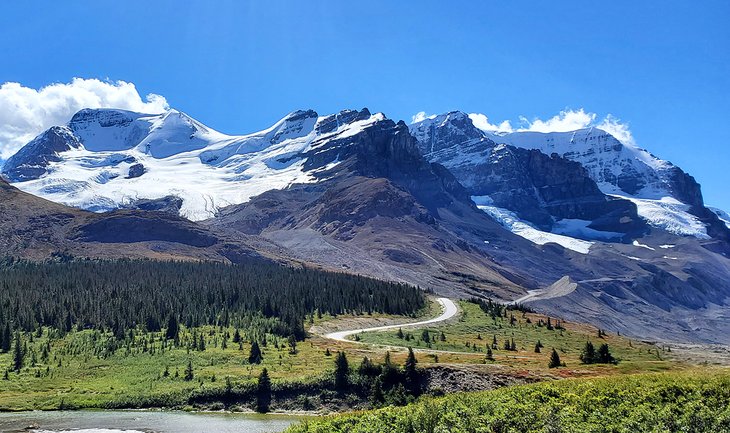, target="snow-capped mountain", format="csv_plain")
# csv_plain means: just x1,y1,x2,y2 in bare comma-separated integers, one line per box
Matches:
410,111,727,248
710,207,730,229
2,108,381,220
3,106,730,344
